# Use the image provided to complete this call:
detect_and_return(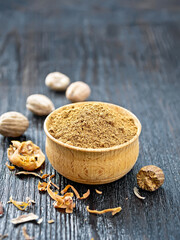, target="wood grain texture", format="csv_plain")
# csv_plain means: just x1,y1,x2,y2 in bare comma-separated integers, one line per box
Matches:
0,0,180,239
44,102,141,185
